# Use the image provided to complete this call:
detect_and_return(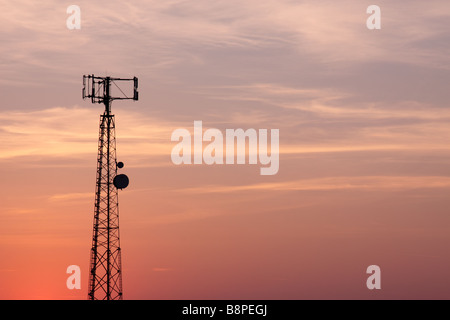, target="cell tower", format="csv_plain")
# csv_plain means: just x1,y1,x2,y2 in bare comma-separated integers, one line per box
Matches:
82,75,138,300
